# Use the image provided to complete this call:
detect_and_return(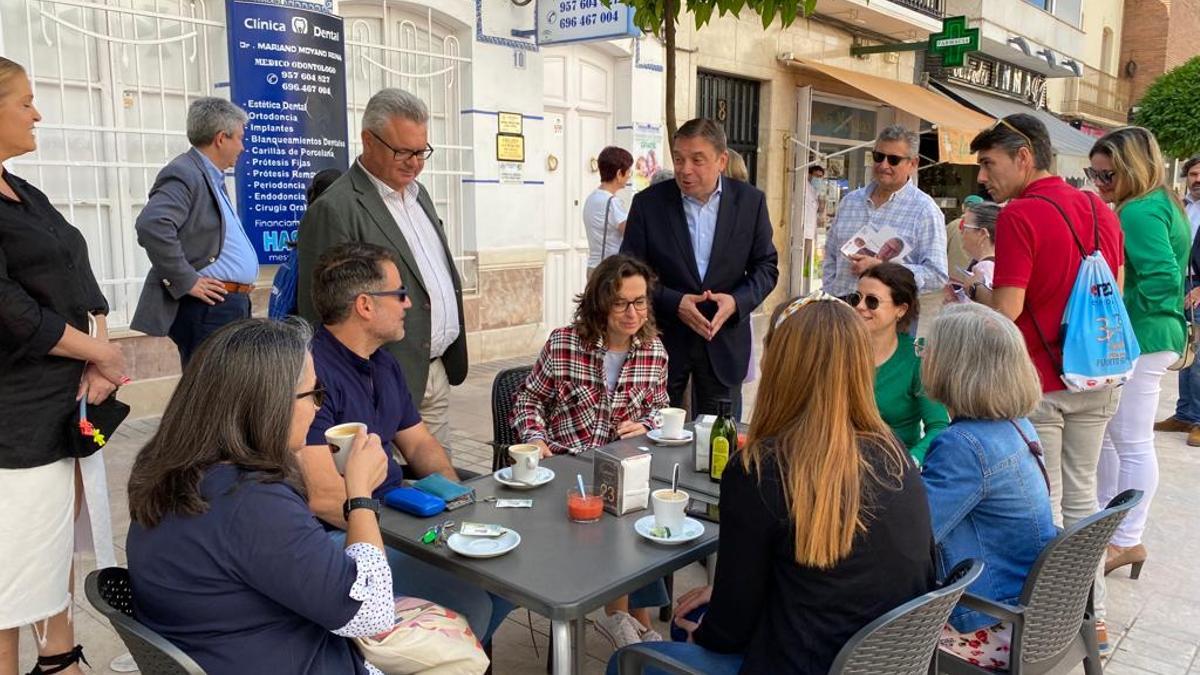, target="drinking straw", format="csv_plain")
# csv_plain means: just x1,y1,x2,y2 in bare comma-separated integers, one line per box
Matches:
671,462,680,494
577,473,586,497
